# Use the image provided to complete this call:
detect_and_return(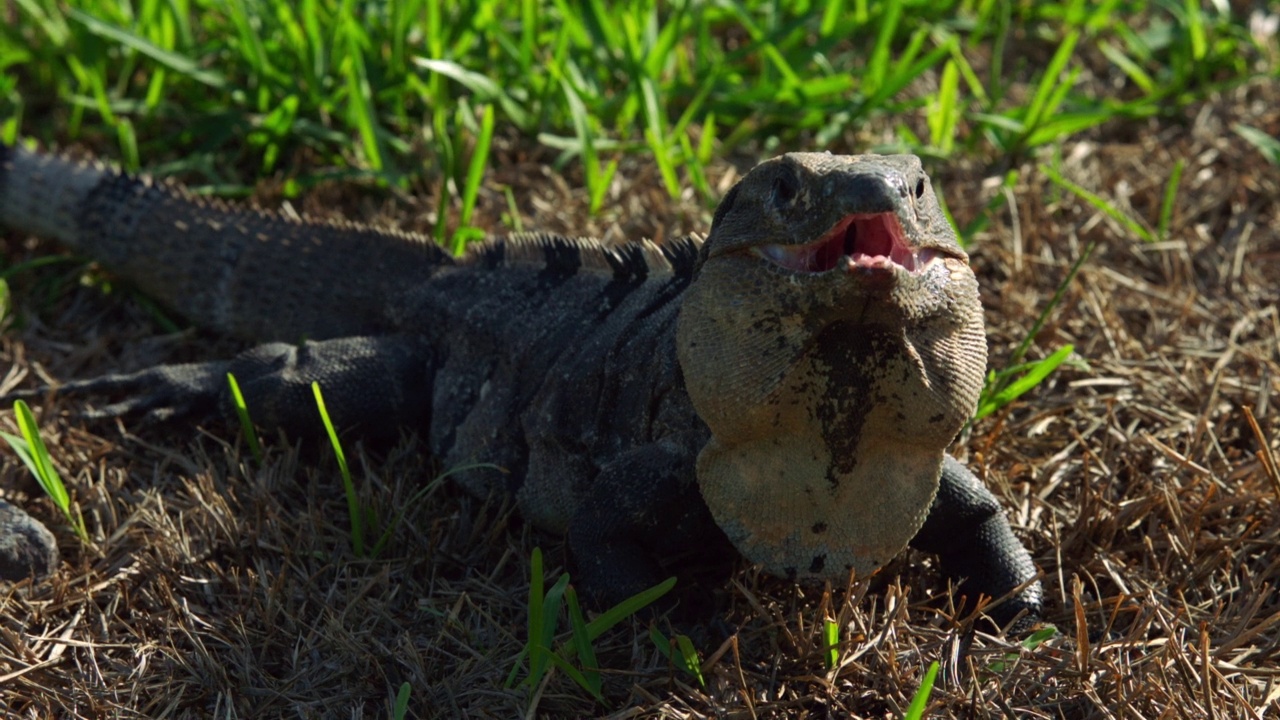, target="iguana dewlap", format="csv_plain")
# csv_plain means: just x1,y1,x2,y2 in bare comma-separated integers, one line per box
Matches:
0,145,1042,628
